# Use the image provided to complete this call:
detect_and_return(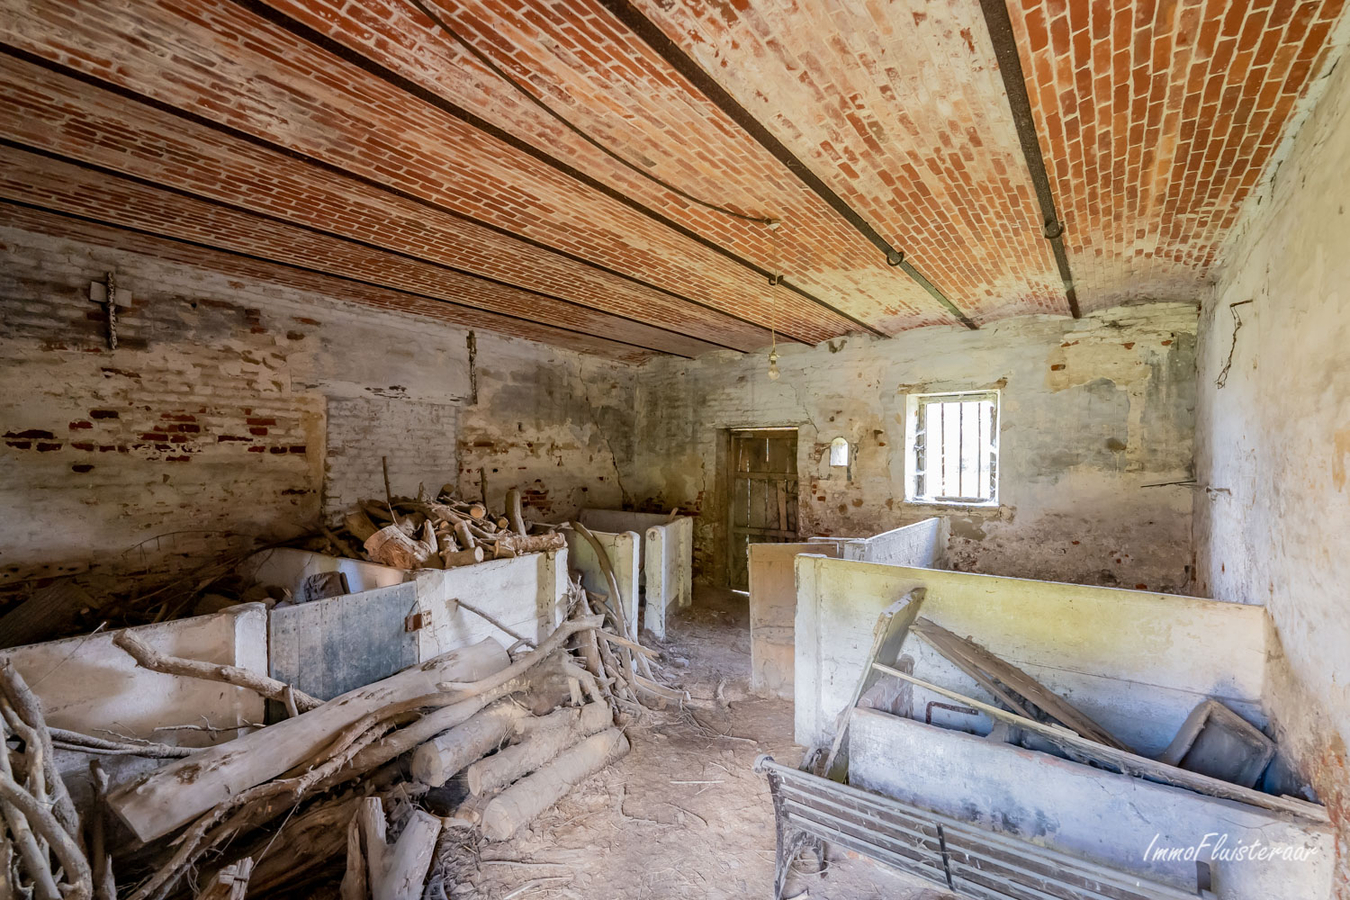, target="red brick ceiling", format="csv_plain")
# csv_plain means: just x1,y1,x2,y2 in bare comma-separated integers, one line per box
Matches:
0,0,1343,358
